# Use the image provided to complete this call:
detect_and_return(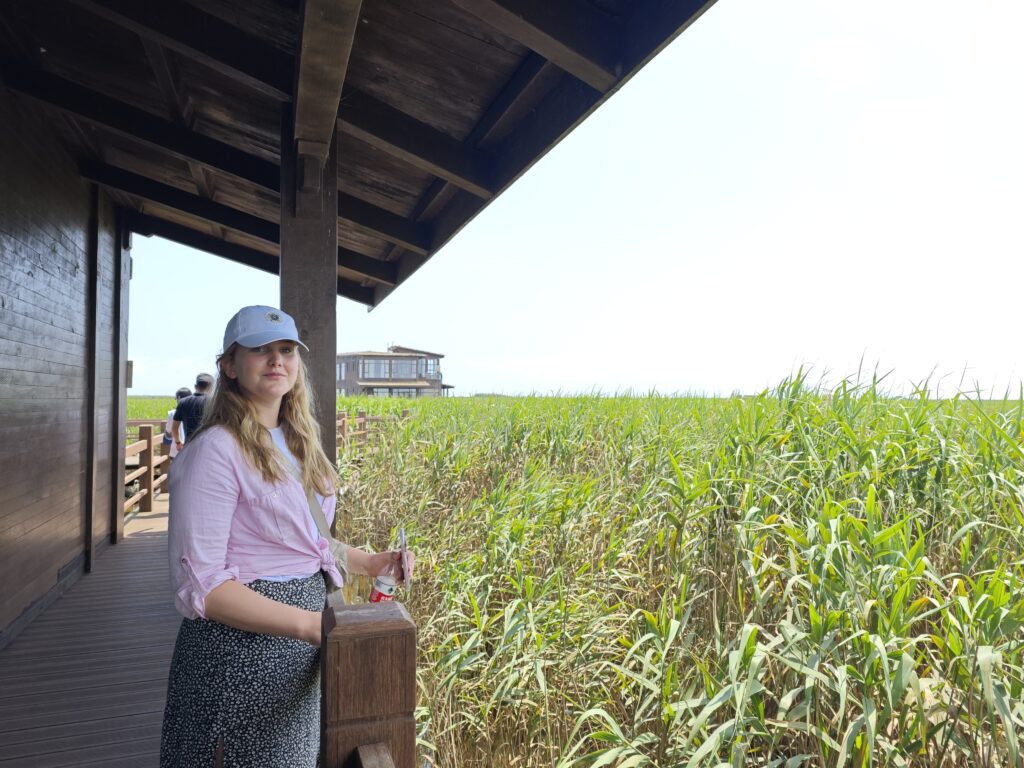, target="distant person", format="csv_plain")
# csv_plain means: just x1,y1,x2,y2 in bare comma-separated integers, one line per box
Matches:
162,387,191,466
171,373,213,450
